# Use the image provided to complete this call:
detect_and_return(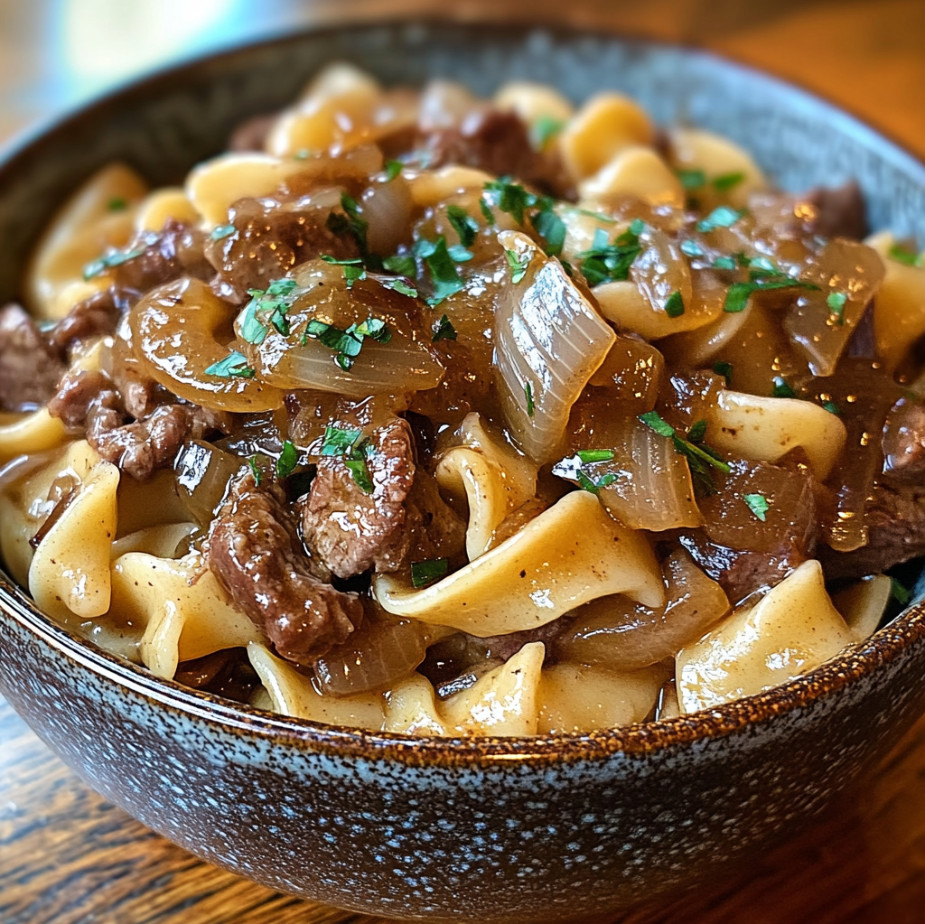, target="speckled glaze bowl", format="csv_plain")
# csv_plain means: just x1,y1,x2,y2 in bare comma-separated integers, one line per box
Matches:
3,21,925,924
